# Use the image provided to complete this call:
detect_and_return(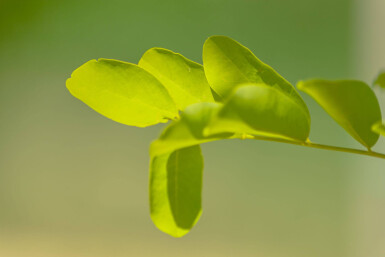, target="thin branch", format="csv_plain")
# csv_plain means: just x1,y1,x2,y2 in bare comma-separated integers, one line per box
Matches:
248,135,385,160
